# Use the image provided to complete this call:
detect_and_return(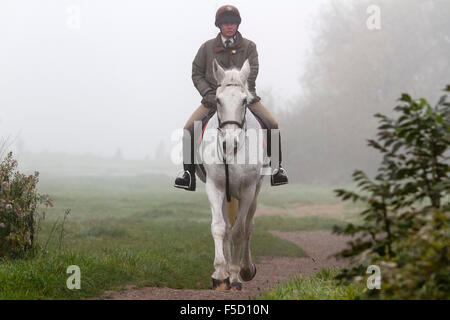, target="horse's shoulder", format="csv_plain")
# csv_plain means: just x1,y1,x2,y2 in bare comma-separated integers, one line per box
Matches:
204,113,219,130
245,111,262,129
